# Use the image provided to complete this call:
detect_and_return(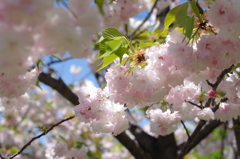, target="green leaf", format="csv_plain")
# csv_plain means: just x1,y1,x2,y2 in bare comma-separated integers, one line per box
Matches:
218,92,226,98
35,79,42,90
95,0,104,15
96,53,118,72
36,59,44,71
96,39,123,59
164,2,188,29
9,147,19,155
231,63,240,72
152,20,160,32
164,7,177,29
120,56,129,65
59,135,68,143
114,44,128,62
133,35,150,40
113,143,123,152
55,0,62,3
51,54,62,60
183,16,194,39
93,36,105,45
75,141,84,149
139,41,160,48
102,27,123,39
175,2,189,27
98,42,107,56
189,0,202,21
44,101,53,108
